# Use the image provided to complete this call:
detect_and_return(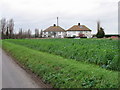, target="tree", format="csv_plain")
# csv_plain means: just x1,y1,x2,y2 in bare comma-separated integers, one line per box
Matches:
96,27,105,38
0,18,7,39
6,26,9,39
19,28,23,39
28,29,31,38
8,19,14,38
22,30,27,38
40,29,43,38
35,28,39,38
